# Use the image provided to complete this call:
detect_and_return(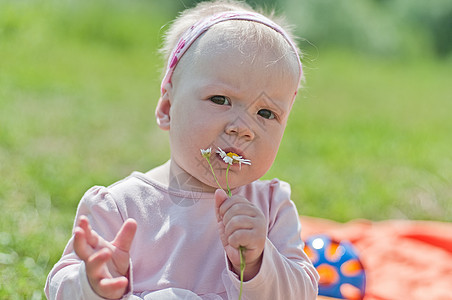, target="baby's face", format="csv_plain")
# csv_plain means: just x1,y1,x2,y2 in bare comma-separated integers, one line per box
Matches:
165,33,299,192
